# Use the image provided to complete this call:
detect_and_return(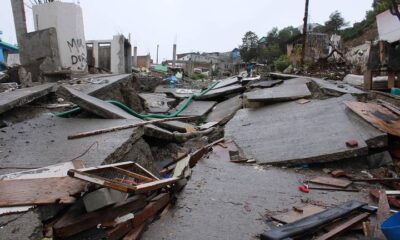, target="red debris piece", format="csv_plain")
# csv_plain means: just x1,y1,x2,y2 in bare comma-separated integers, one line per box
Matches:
298,184,310,193
331,170,346,178
346,139,359,148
